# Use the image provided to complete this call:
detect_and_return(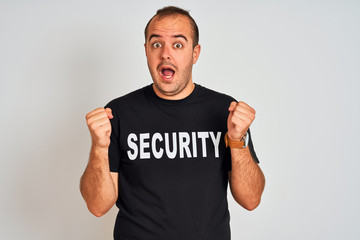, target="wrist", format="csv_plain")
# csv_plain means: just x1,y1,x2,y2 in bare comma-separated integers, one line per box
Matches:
225,132,248,149
227,133,246,142
90,144,109,161
91,141,109,152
